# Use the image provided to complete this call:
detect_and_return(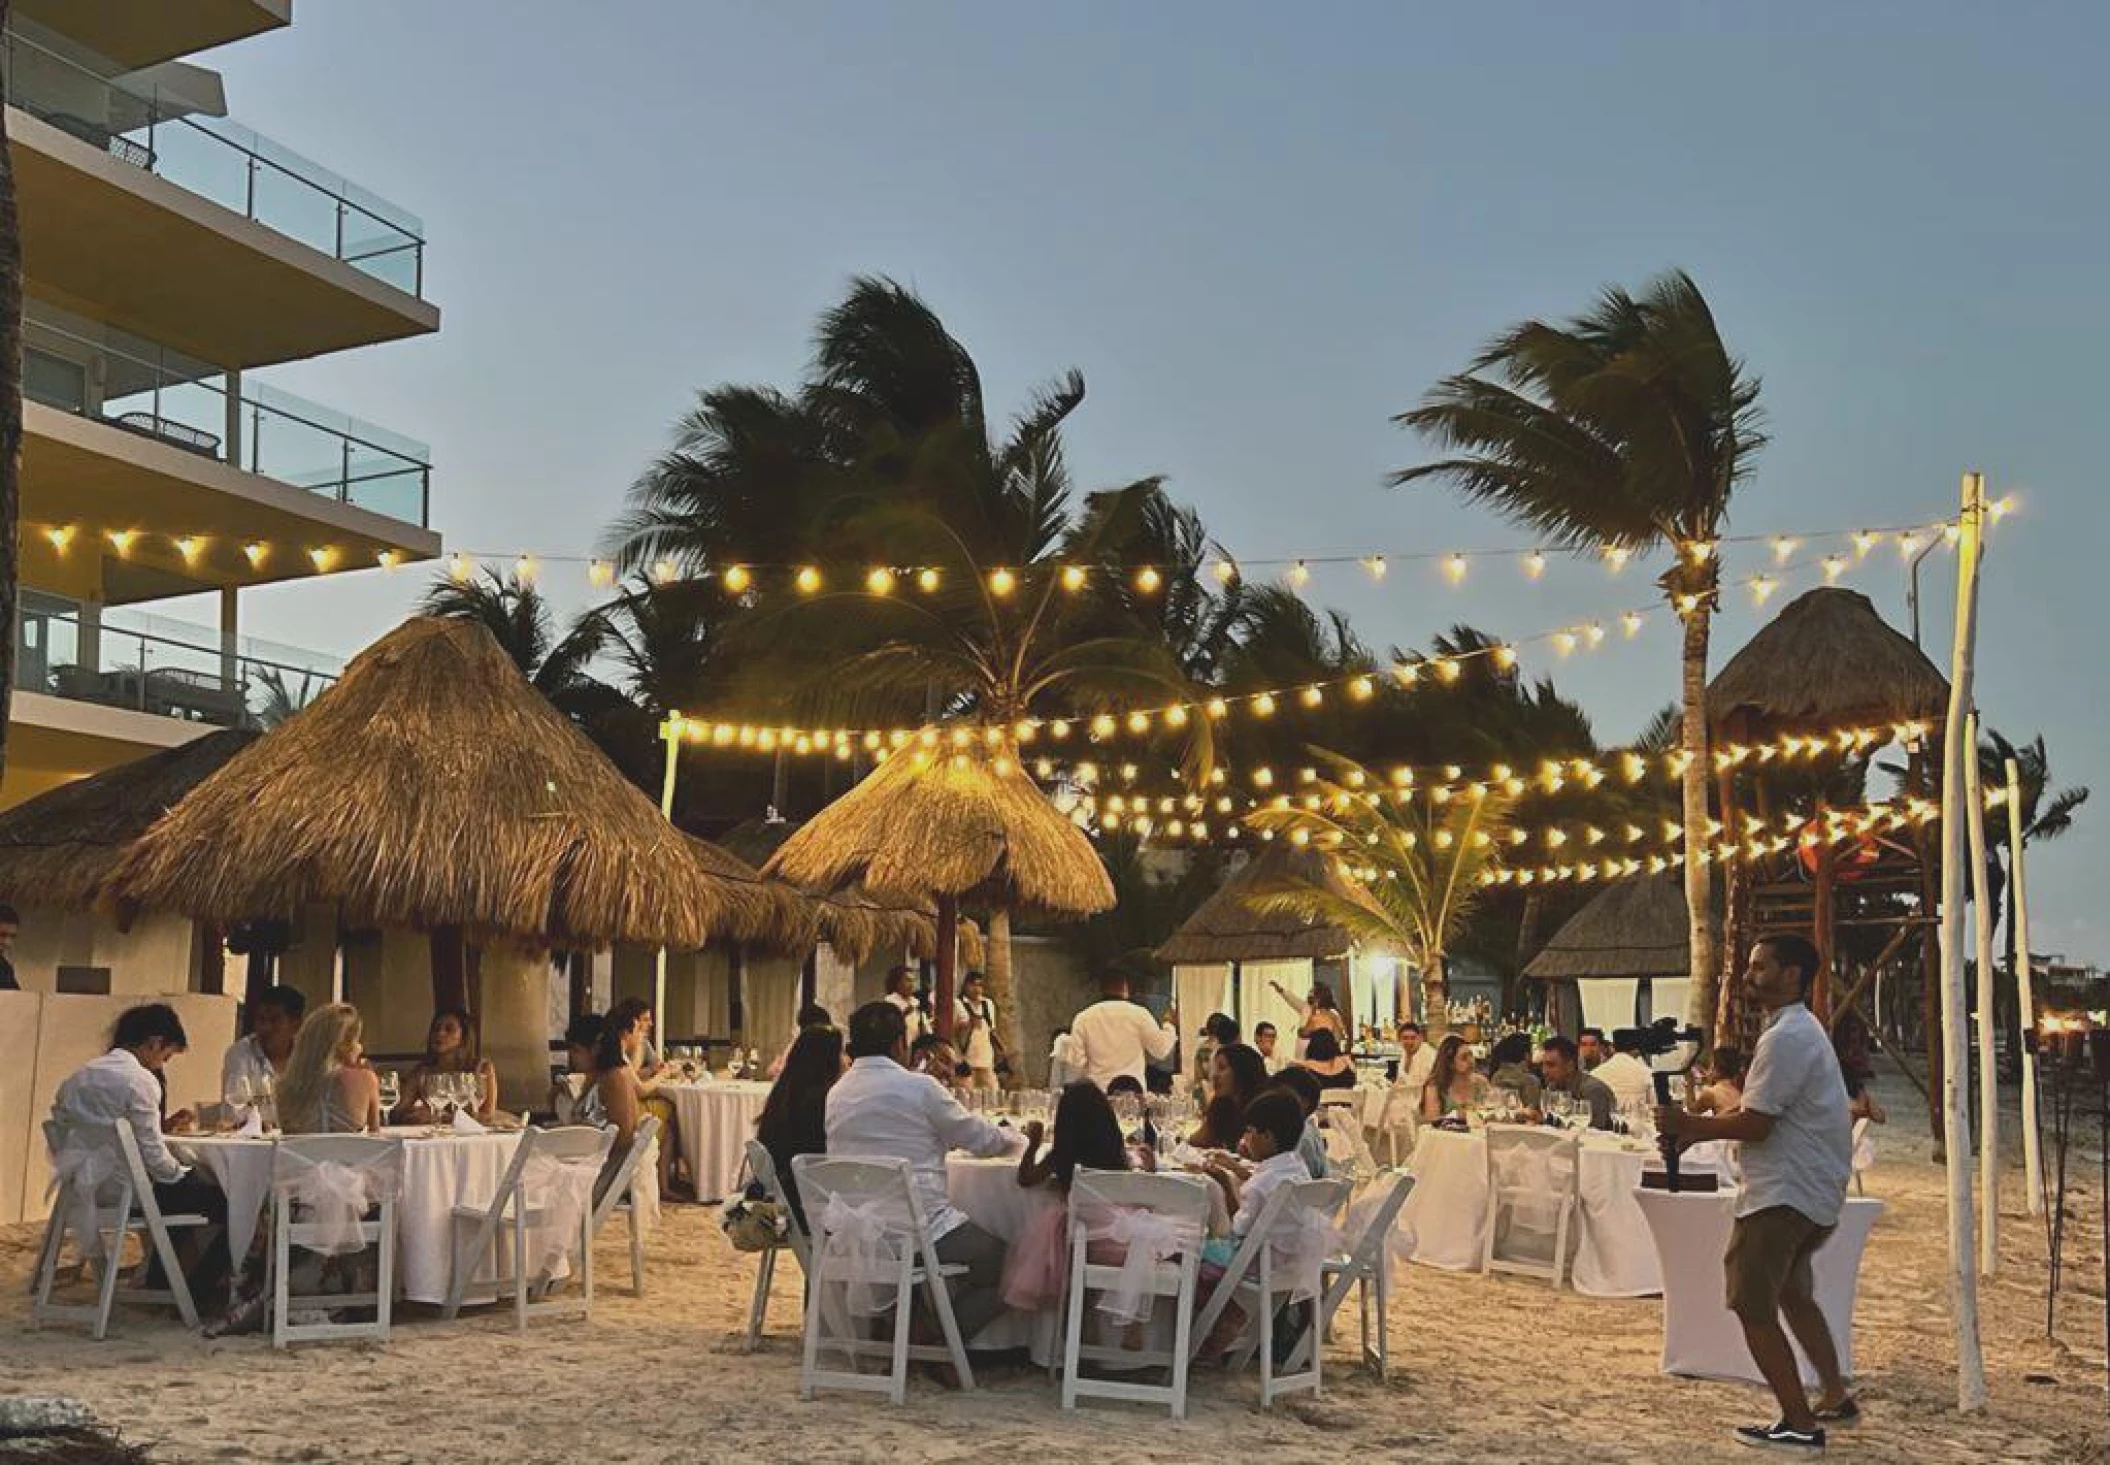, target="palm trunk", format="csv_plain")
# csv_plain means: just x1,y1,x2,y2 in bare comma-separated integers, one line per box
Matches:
1421,950,1449,1037
0,25,21,793
1679,604,1719,1040
985,906,1023,1087
1508,890,1544,1018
